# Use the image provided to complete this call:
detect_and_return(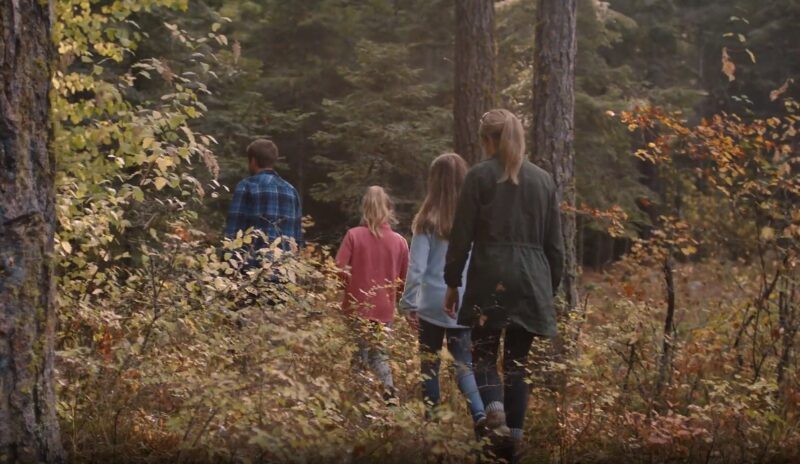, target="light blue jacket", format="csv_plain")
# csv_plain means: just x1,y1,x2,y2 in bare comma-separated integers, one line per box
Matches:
399,232,468,329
